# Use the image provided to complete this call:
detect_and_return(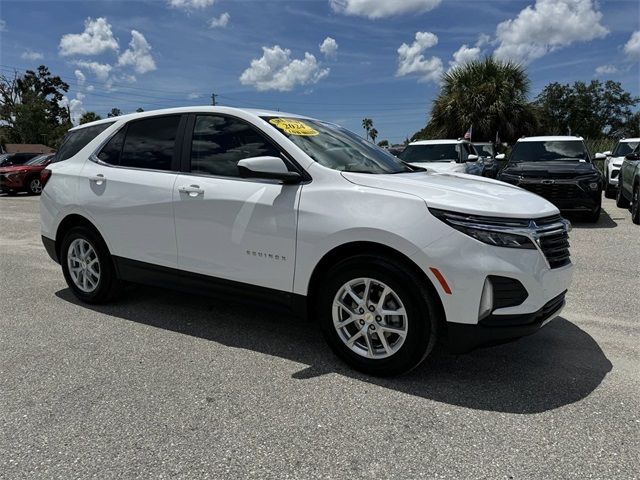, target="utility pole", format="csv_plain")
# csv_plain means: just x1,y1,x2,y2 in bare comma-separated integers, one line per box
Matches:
211,93,218,106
